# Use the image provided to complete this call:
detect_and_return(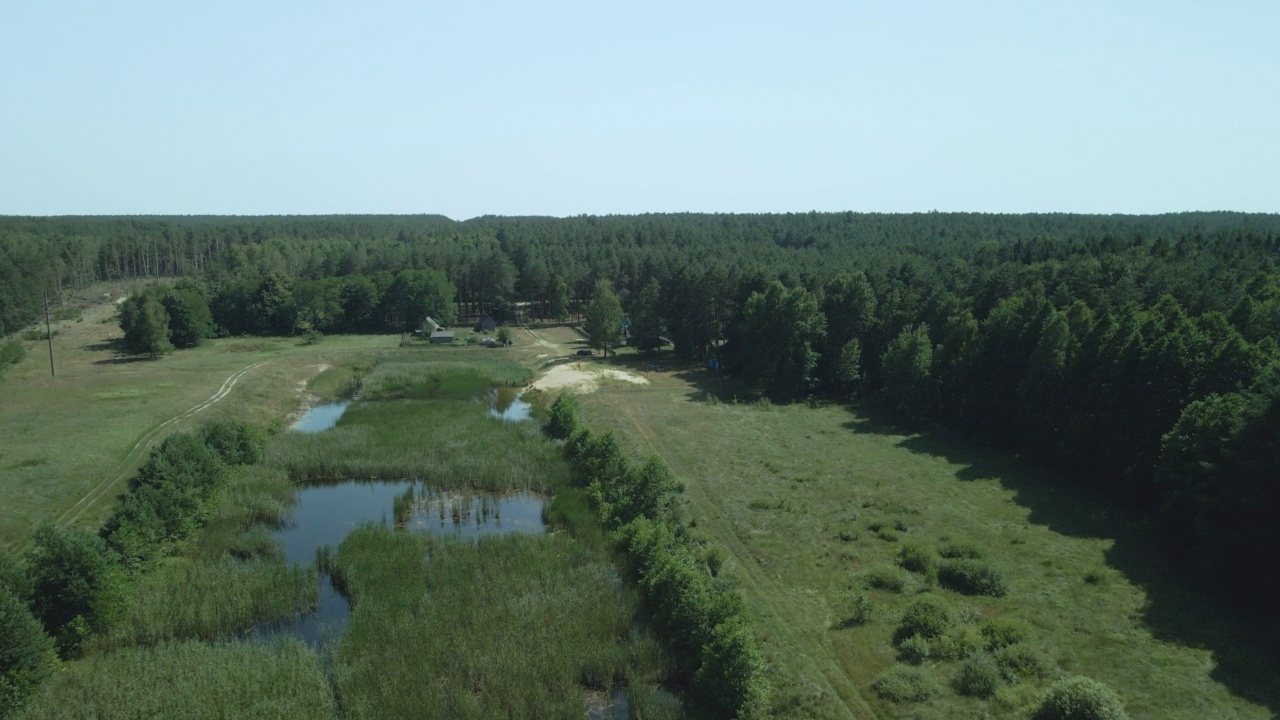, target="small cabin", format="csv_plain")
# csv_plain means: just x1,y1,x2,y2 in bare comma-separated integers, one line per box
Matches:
430,329,455,345
475,315,497,333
